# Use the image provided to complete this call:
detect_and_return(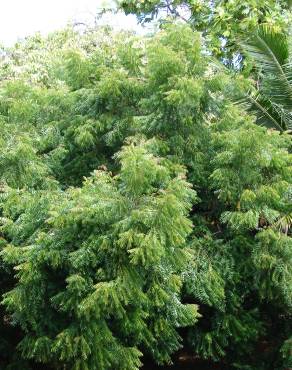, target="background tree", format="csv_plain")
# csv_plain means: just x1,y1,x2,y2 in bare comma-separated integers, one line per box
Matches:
118,0,292,63
239,25,292,132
